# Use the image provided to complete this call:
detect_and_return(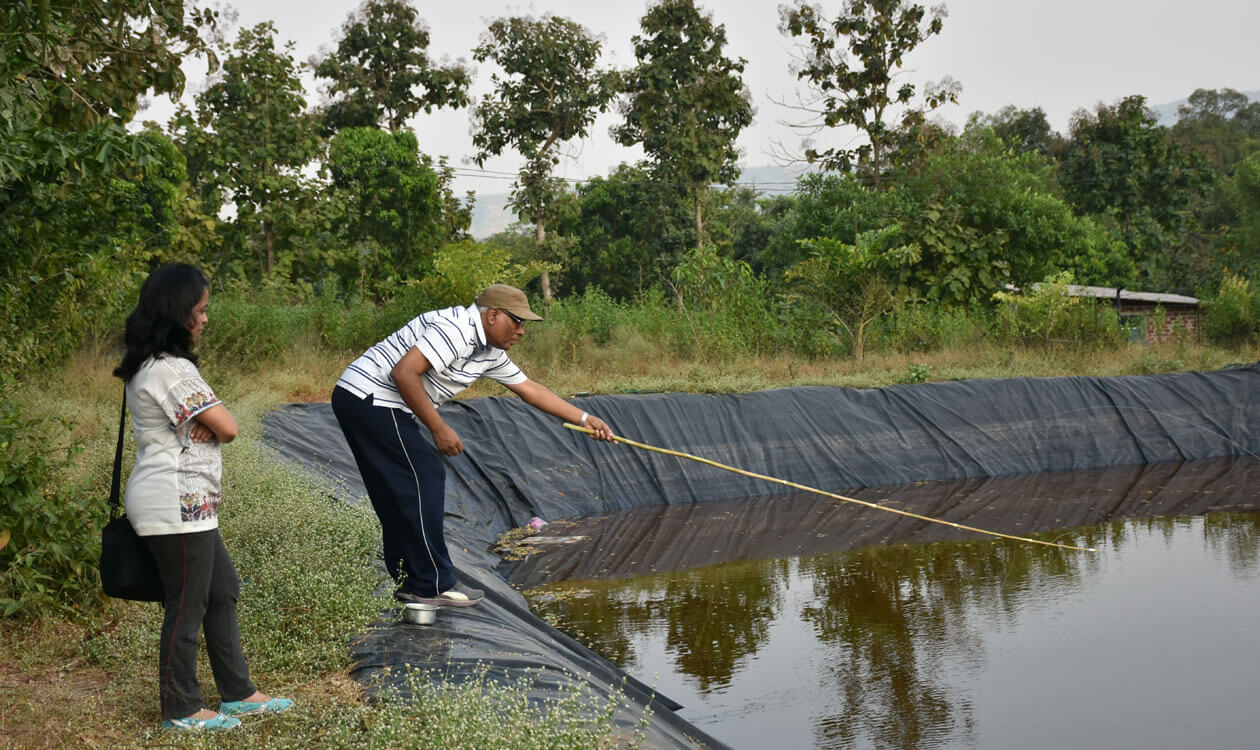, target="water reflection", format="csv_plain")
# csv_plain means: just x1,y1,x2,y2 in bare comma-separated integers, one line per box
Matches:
523,459,1260,750
534,559,790,693
1203,512,1260,576
508,458,1260,588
